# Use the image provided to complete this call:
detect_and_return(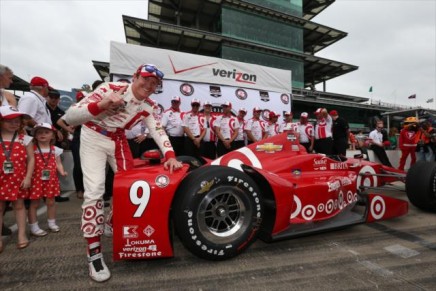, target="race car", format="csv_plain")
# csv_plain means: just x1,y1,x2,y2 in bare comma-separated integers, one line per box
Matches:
112,132,432,262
